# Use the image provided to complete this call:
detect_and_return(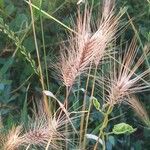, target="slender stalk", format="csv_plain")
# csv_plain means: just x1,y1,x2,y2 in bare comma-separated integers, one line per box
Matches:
102,134,106,150
82,64,98,149
39,1,50,91
77,75,81,104
65,86,69,150
25,144,30,150
28,0,50,116
79,63,92,147
24,0,78,35
93,105,113,150
45,135,53,150
57,86,71,122
56,86,72,150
